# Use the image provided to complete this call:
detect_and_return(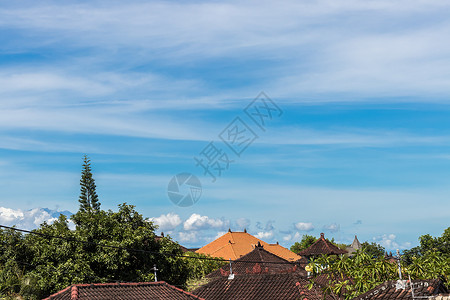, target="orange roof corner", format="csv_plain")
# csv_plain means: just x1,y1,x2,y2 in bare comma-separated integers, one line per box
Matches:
196,231,302,262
